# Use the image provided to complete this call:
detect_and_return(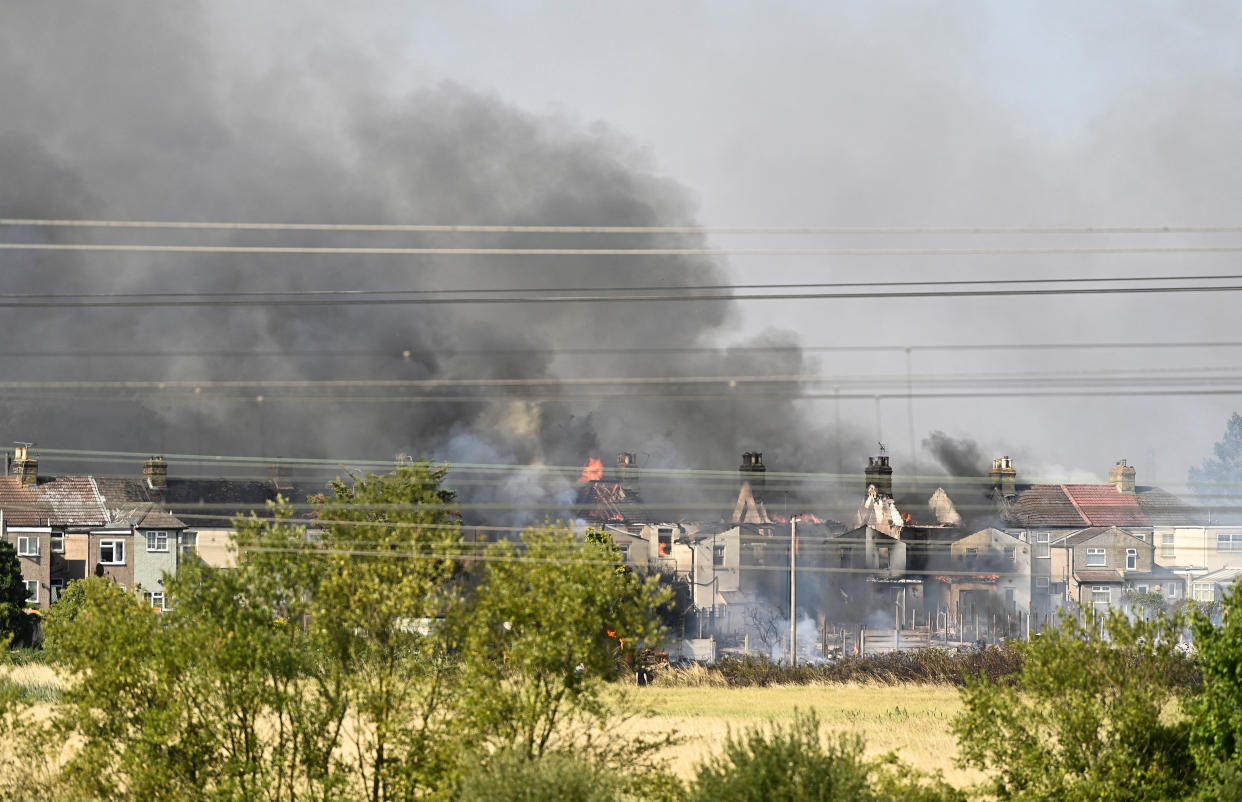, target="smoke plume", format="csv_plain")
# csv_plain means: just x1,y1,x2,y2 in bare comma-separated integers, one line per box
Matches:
0,2,857,521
